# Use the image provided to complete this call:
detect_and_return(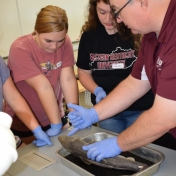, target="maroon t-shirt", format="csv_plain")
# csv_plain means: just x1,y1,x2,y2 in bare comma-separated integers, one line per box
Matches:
131,0,176,137
5,34,75,131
